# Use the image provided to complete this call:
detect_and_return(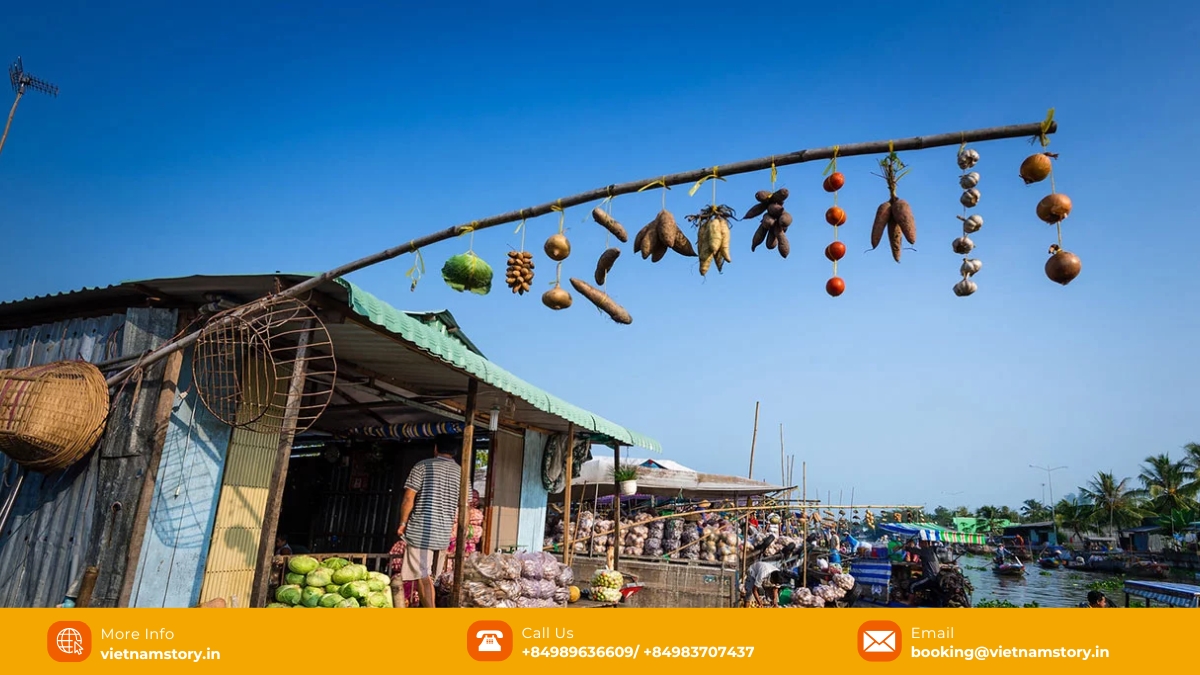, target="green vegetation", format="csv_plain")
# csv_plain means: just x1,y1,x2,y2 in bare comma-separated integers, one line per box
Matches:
929,441,1200,538
613,463,639,482
1087,577,1124,593
976,598,1040,608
